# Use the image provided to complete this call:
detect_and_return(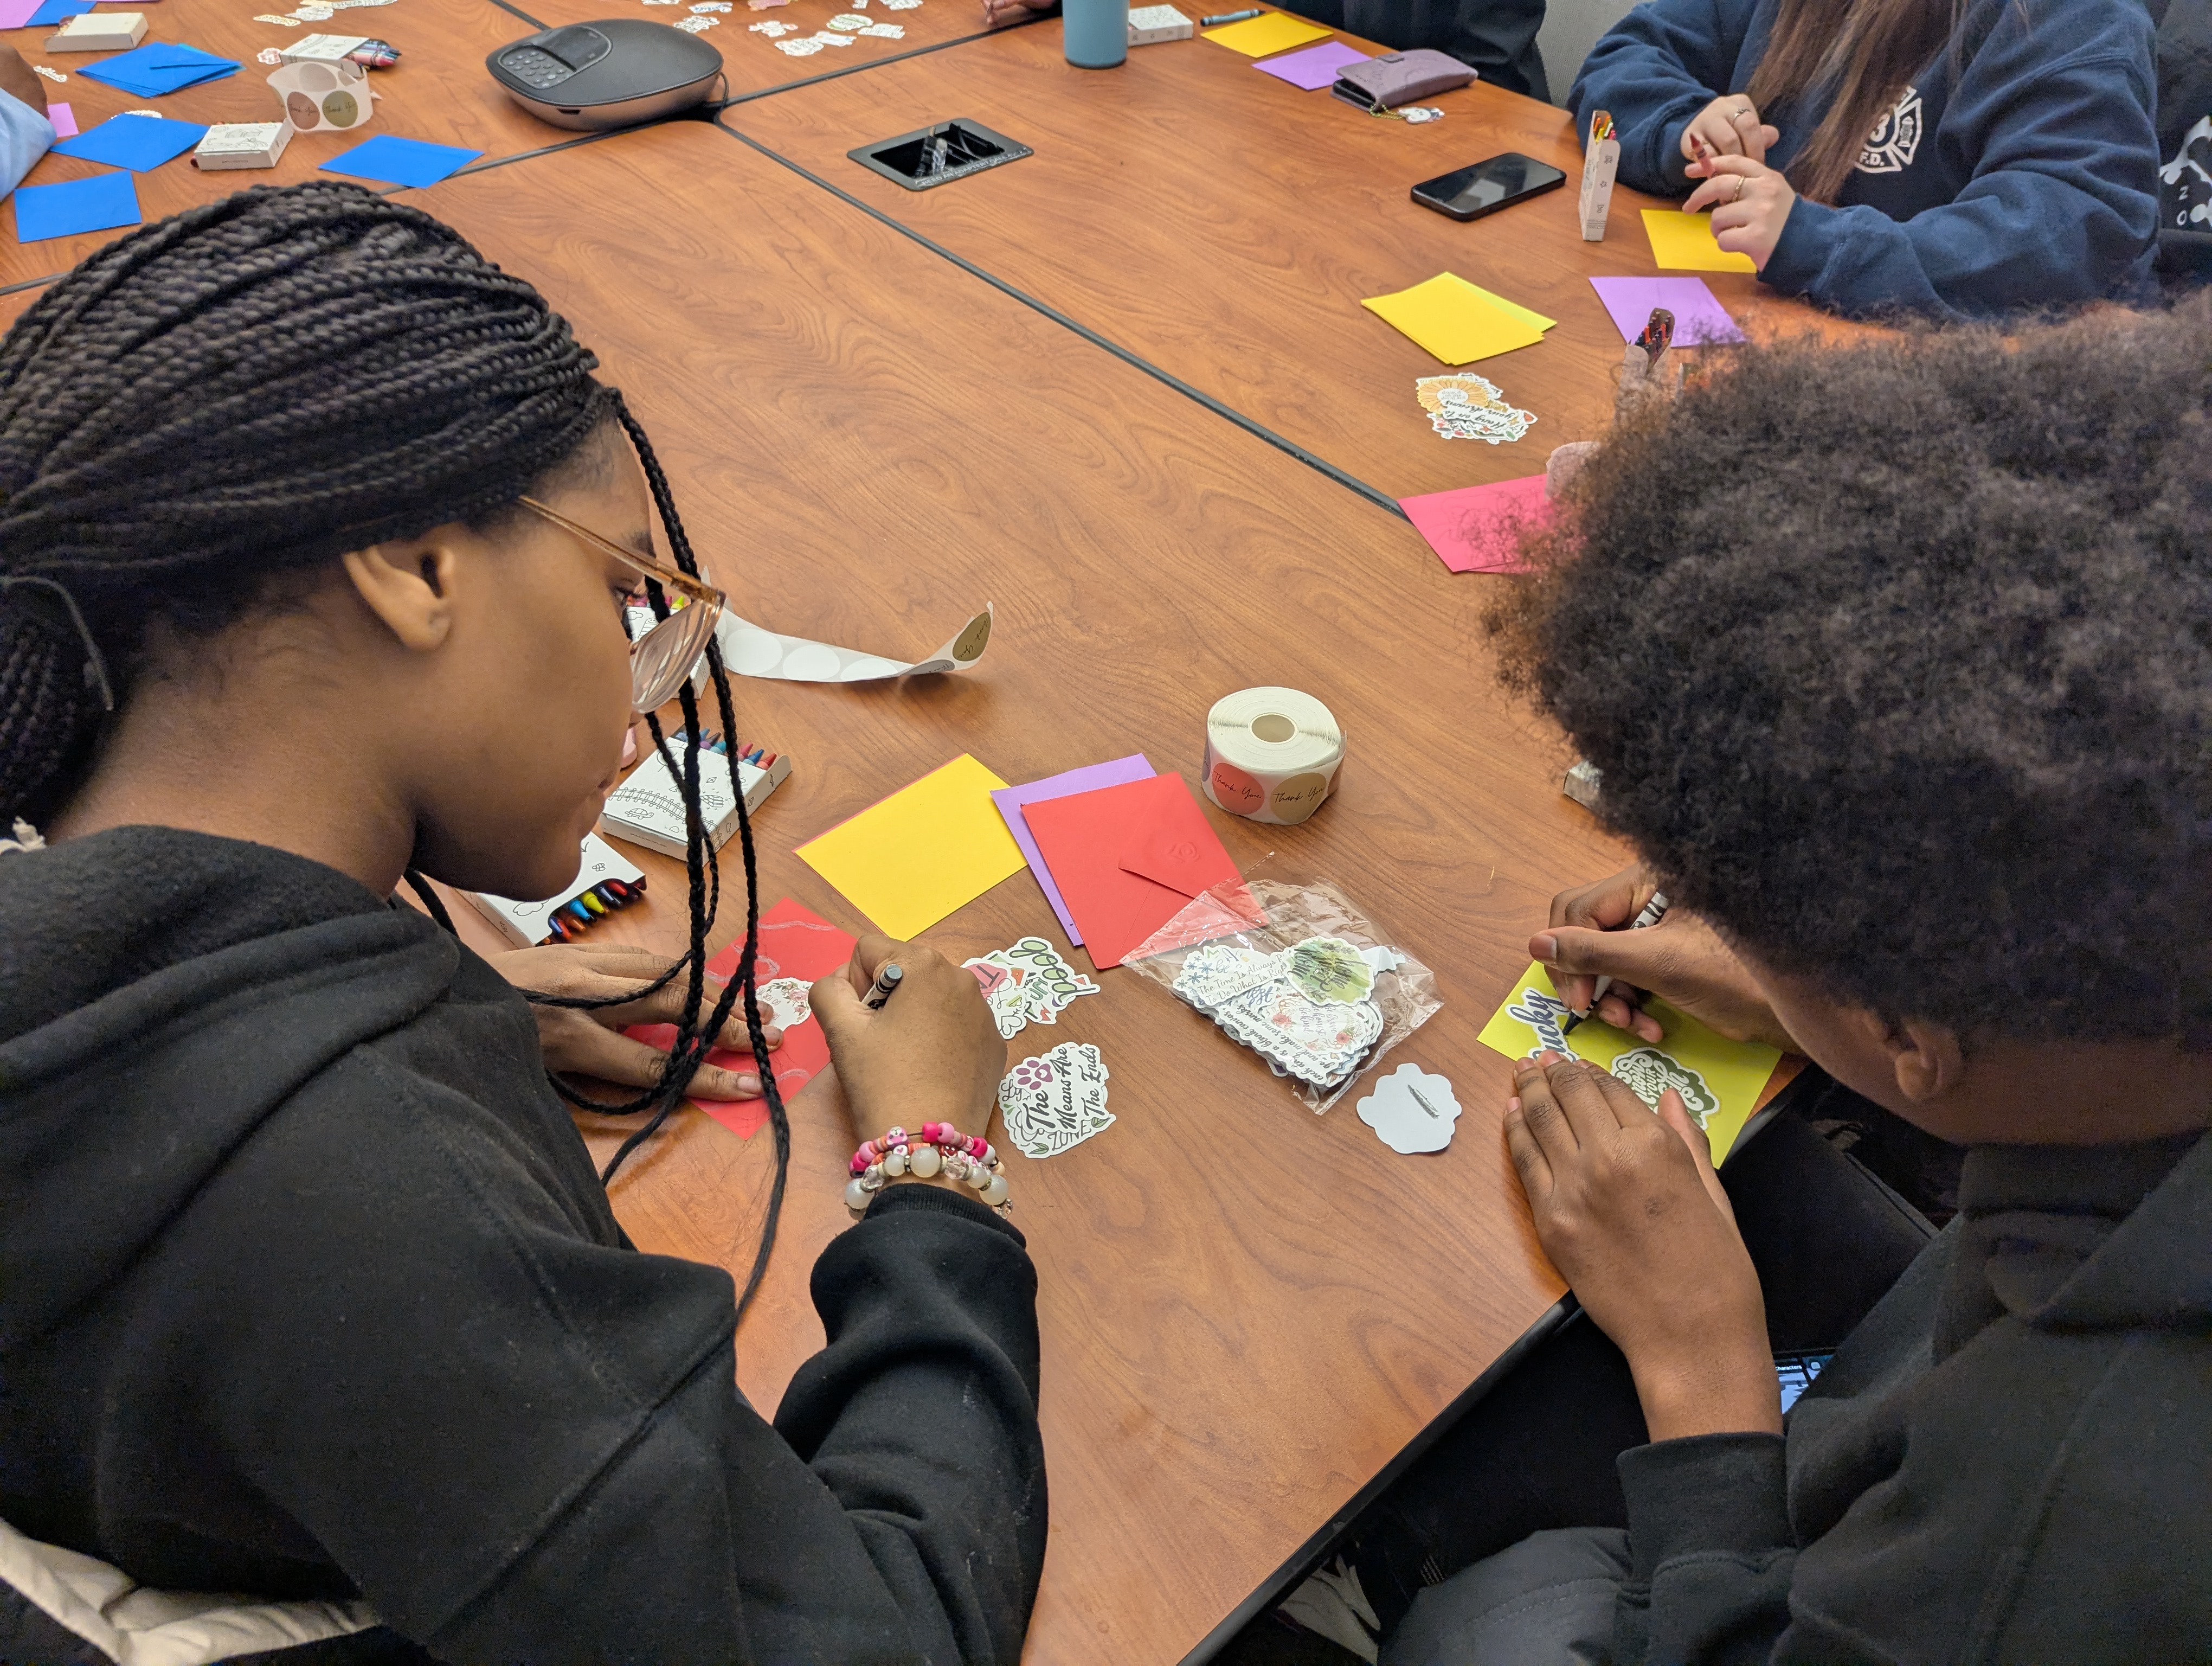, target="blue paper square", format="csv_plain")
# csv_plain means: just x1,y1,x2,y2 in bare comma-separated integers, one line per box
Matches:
319,134,483,190
25,0,93,26
14,169,139,243
53,113,206,171
79,42,240,97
